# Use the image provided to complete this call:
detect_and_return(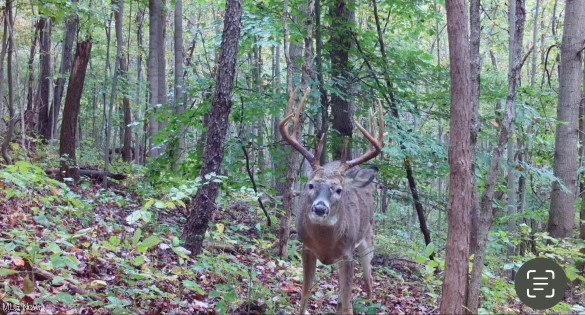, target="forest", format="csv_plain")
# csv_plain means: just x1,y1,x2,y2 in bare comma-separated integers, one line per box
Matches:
0,0,584,313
